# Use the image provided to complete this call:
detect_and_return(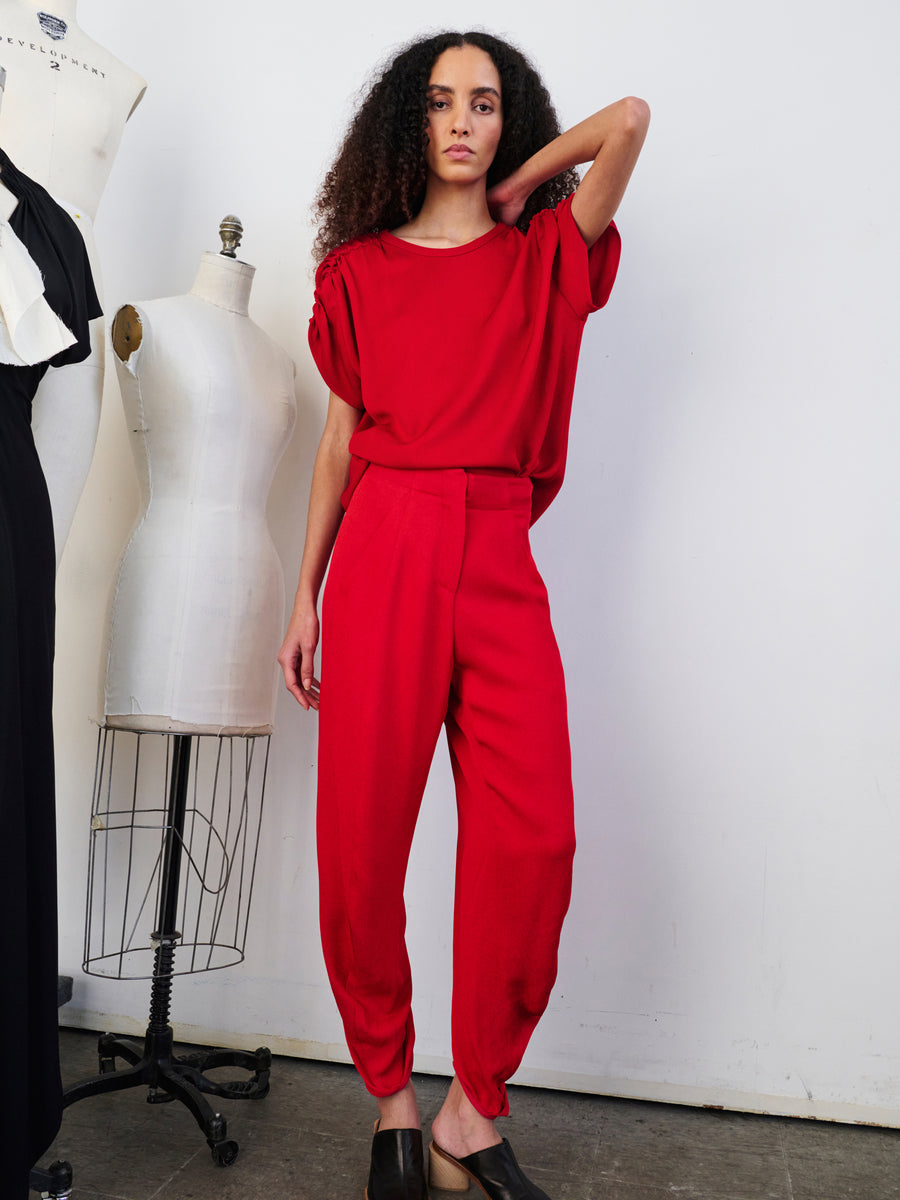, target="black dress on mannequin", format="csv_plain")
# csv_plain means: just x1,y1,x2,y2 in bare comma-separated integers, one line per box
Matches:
0,146,101,1197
